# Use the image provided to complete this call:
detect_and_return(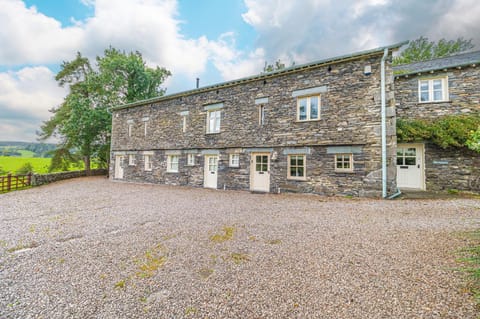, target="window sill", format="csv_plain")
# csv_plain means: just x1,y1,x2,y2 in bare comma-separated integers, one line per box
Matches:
145,169,152,172
287,177,307,181
186,164,195,167
295,119,321,123
418,100,451,104
335,170,355,174
128,164,136,167
205,132,221,135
